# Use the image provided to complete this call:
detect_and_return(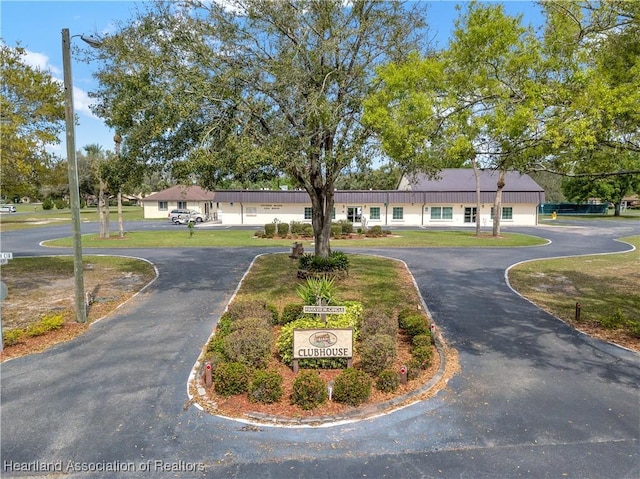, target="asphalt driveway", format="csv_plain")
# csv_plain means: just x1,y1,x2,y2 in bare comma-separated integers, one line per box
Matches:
0,219,638,478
